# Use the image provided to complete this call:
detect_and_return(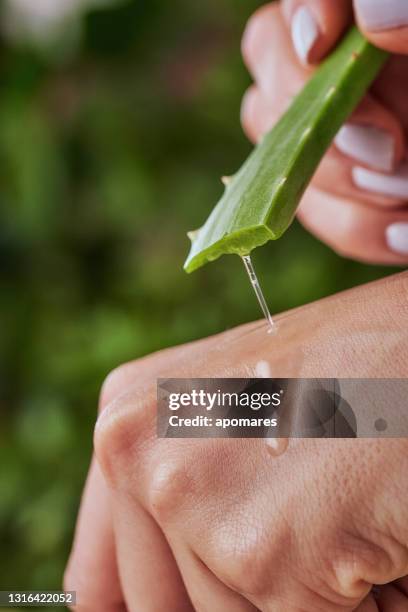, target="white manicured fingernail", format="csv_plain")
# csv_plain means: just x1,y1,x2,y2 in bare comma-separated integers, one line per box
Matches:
355,0,408,31
291,6,319,64
335,124,394,172
352,162,408,199
386,223,408,255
